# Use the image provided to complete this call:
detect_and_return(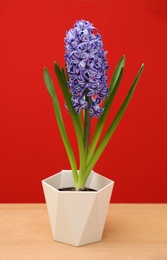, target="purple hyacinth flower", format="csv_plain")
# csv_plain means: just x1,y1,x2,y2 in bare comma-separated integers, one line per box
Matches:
64,20,109,118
